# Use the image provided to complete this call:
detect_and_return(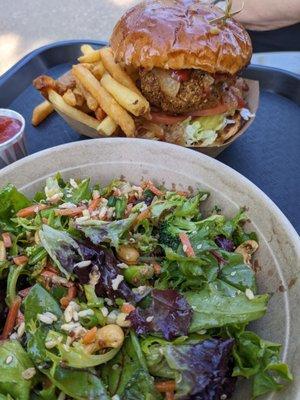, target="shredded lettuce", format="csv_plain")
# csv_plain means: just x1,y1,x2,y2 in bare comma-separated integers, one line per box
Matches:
184,114,228,146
